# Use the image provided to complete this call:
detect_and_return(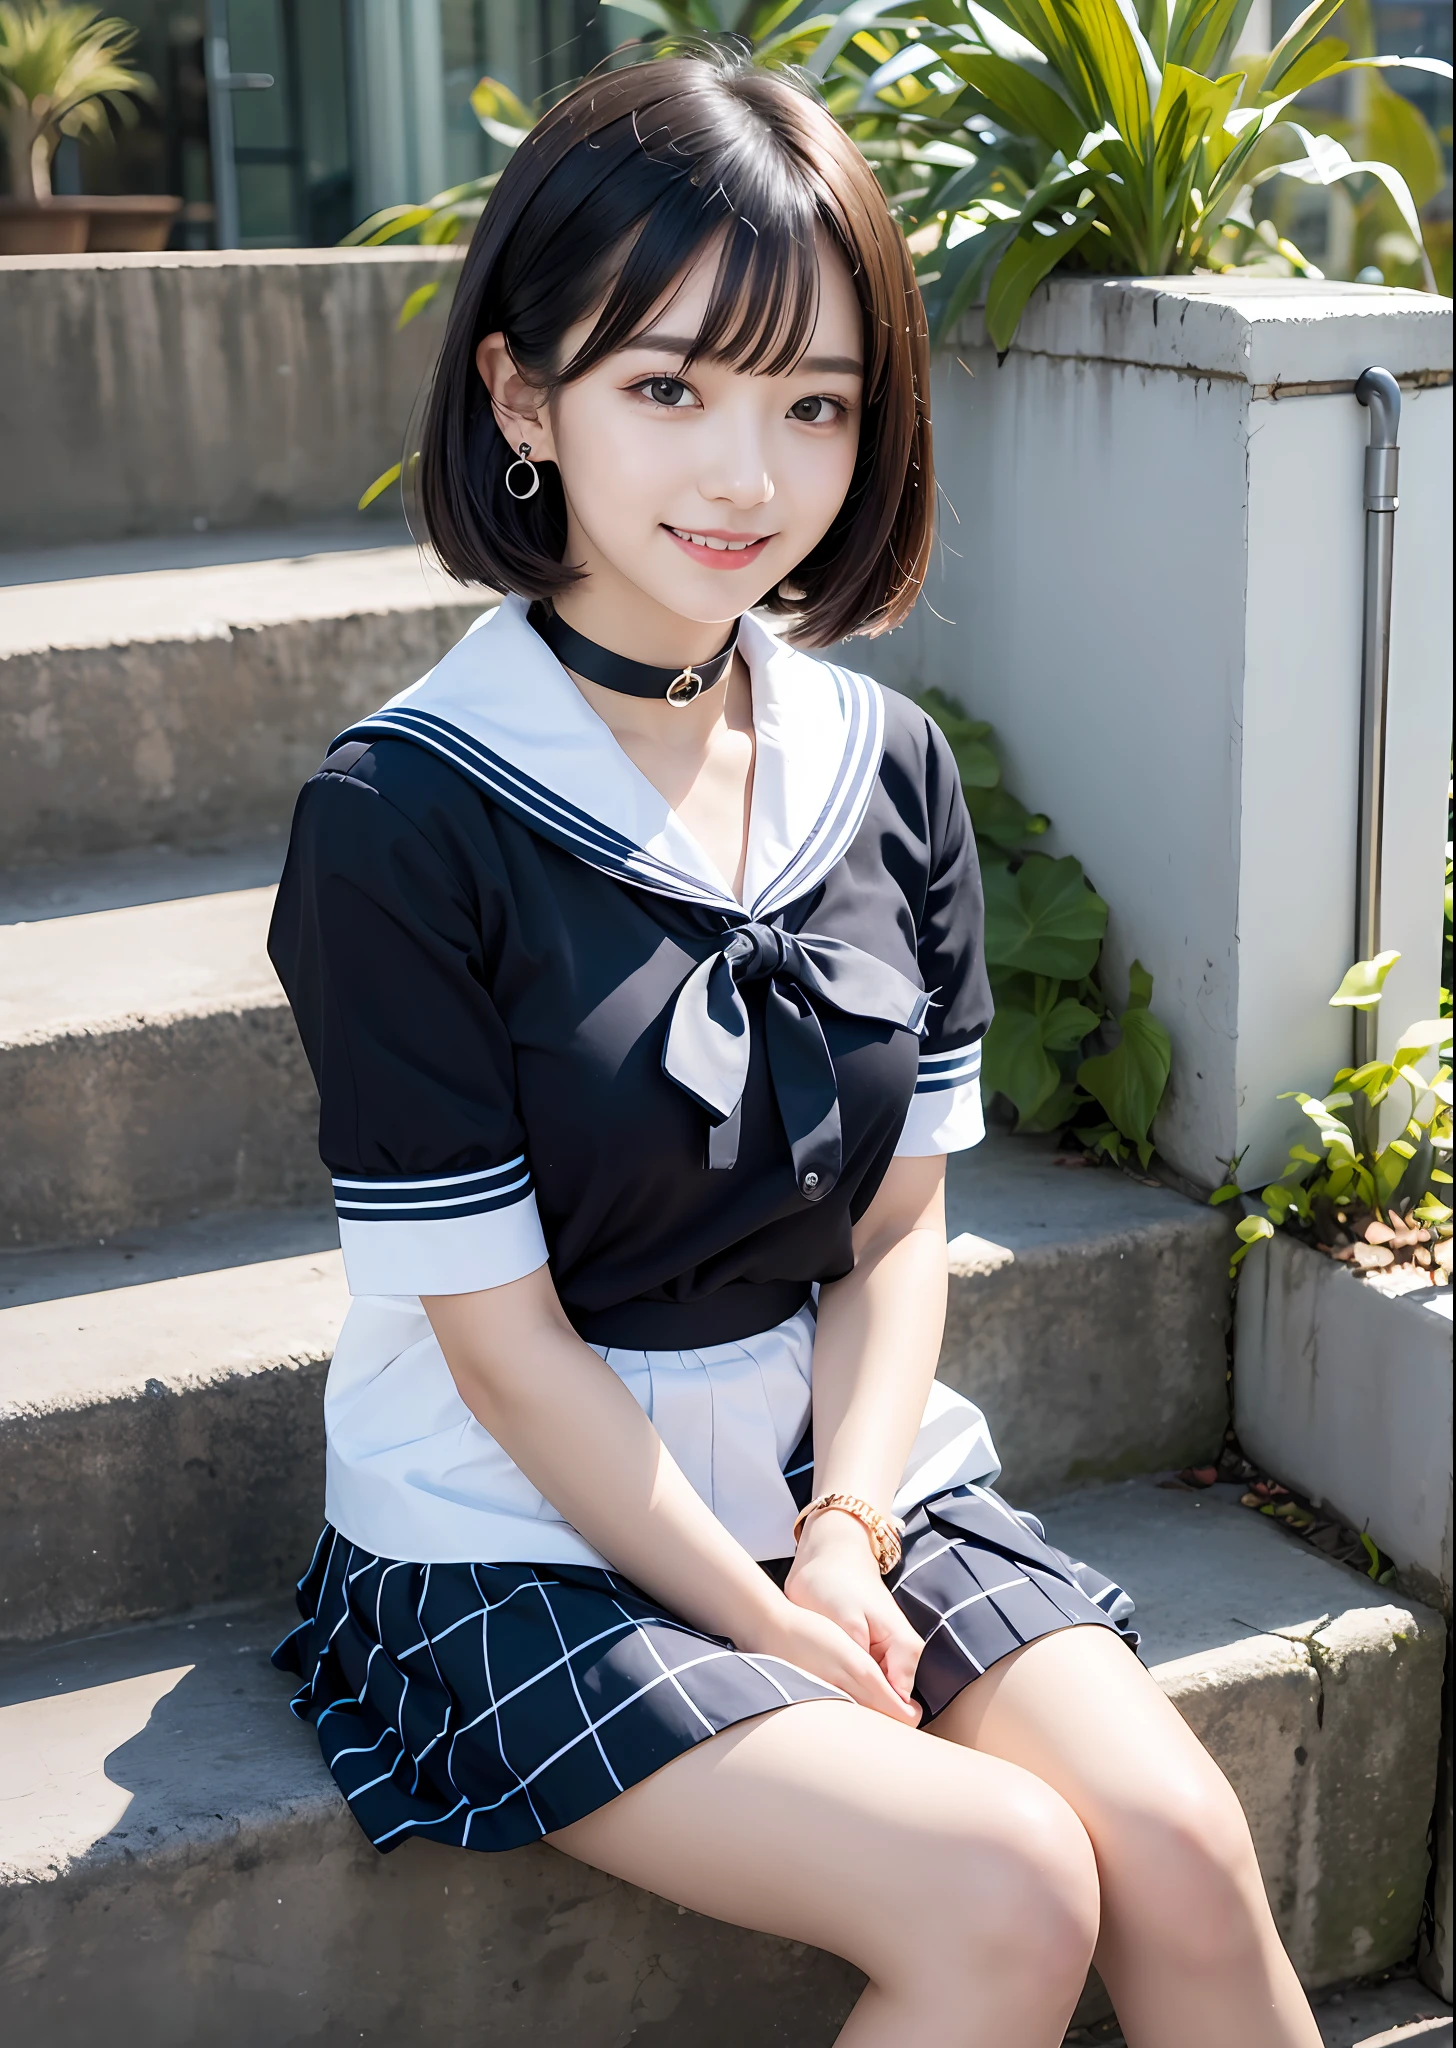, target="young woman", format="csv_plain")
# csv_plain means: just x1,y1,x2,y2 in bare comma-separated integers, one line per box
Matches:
269,54,1323,2048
